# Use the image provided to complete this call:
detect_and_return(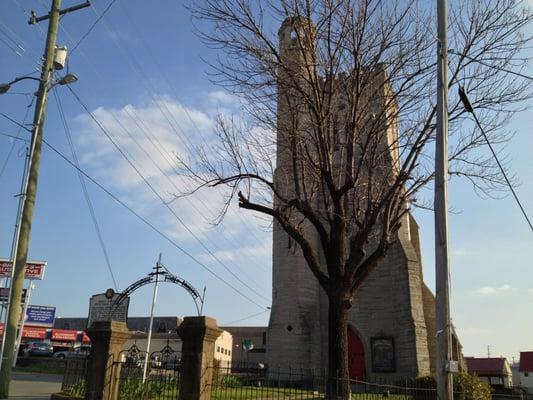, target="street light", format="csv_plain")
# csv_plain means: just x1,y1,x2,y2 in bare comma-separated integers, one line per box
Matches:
0,73,78,95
